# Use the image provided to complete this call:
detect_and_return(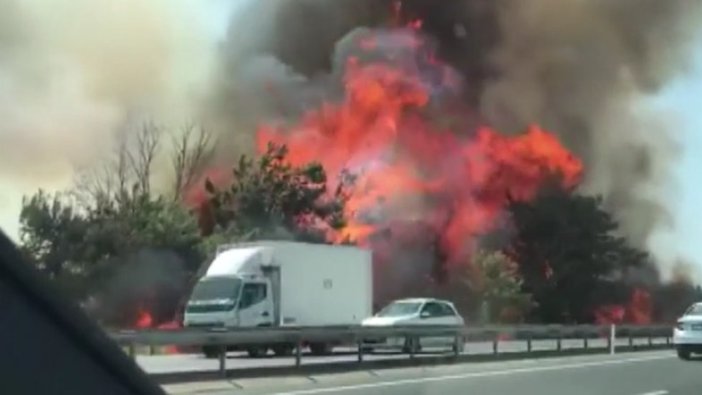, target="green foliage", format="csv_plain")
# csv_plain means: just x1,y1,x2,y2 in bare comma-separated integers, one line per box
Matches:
19,191,91,299
508,188,648,323
19,142,347,326
467,250,533,323
19,187,204,326
205,143,348,243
